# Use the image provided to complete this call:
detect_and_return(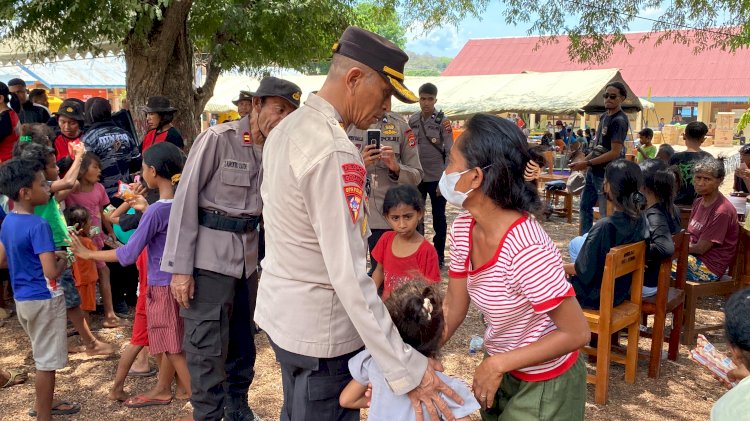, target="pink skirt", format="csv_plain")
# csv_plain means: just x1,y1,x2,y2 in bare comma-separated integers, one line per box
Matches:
146,285,184,354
